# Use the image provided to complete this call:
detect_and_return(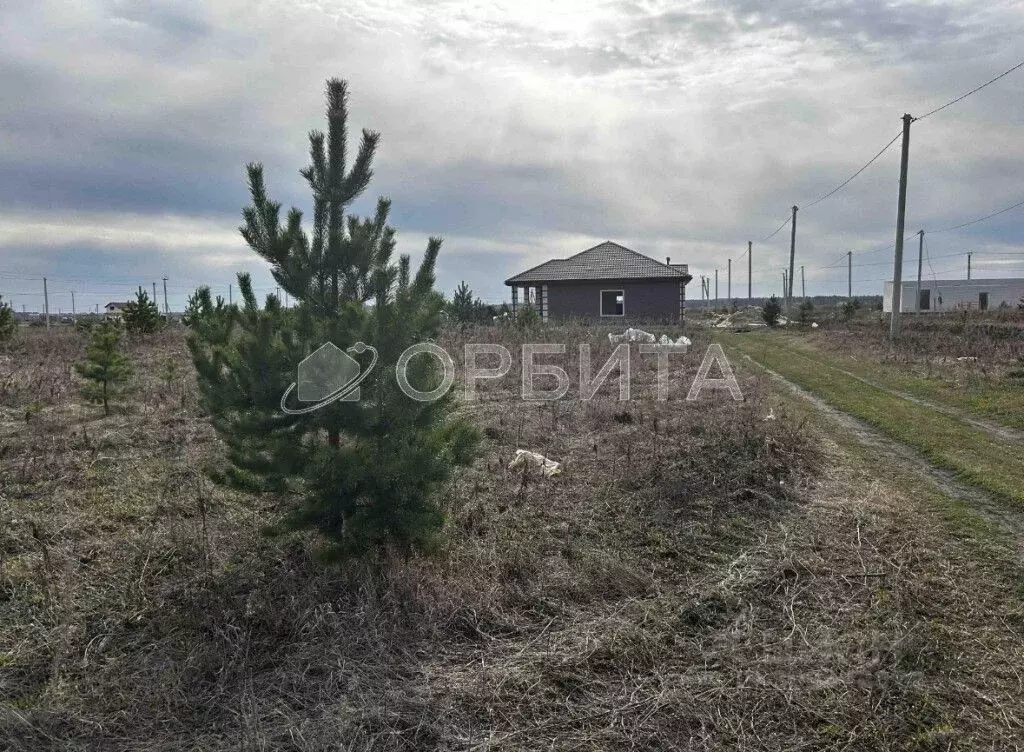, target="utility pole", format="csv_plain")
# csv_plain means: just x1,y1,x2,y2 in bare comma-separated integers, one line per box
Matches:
889,113,913,339
800,265,805,299
747,241,752,302
71,290,76,318
714,269,718,302
152,282,158,306
228,283,233,306
782,270,787,299
727,258,732,301
915,230,924,312
162,277,169,316
967,252,972,280
848,251,853,298
43,277,50,330
787,205,798,310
